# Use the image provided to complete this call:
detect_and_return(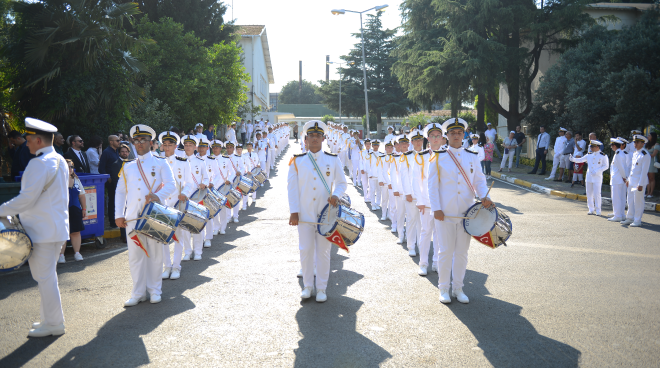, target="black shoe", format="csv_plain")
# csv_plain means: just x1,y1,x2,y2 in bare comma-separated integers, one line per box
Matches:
538,172,546,175
527,171,536,174
553,179,562,182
